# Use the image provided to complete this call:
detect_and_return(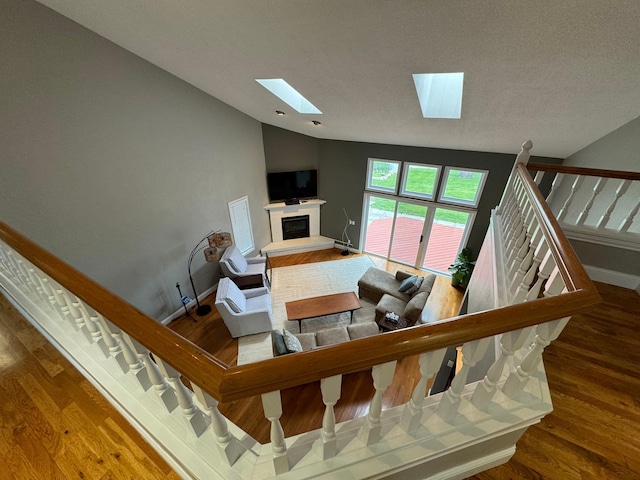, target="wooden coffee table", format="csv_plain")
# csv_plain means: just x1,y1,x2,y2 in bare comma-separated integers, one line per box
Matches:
286,292,362,333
